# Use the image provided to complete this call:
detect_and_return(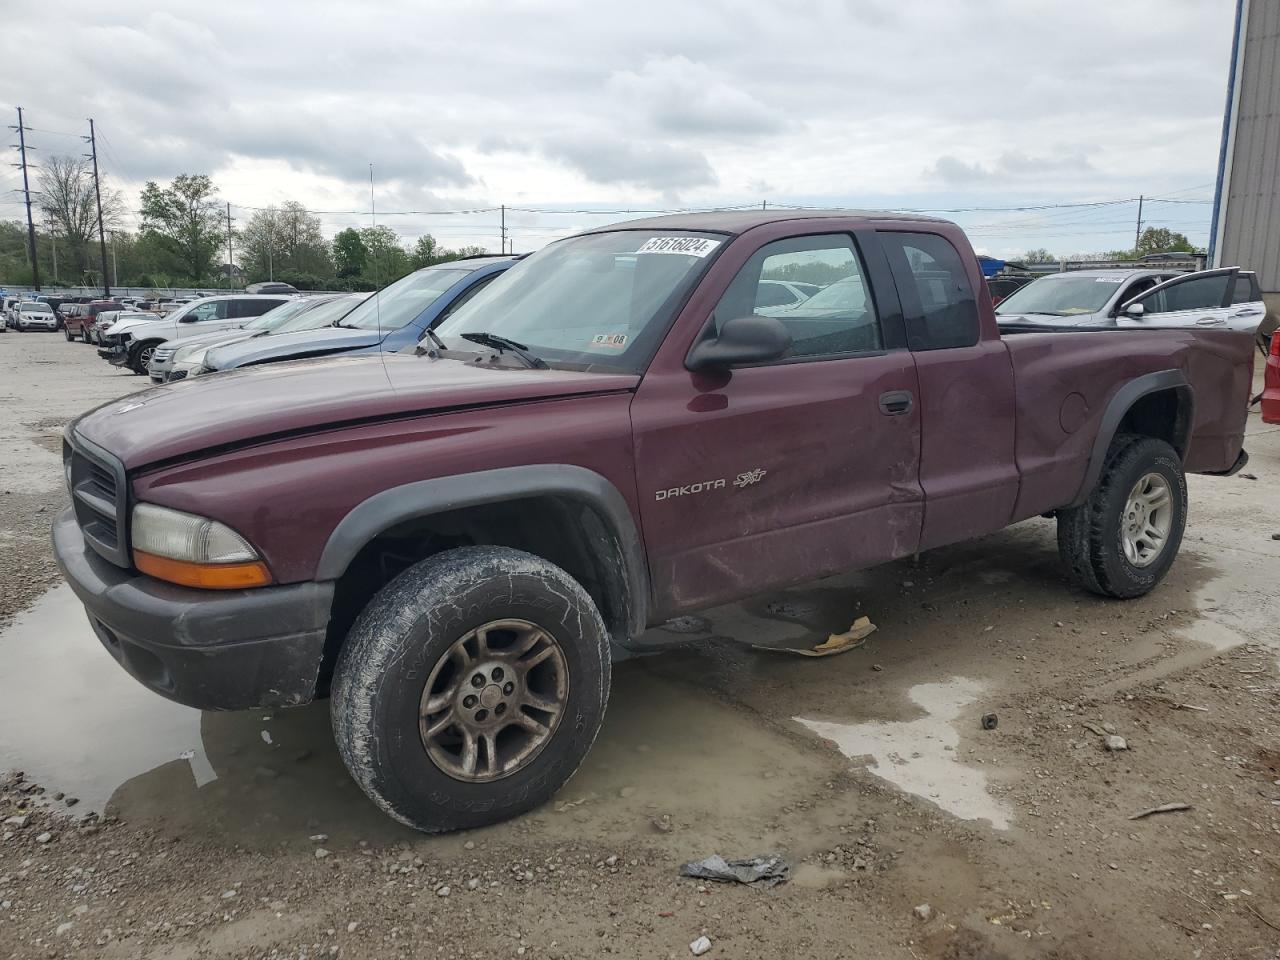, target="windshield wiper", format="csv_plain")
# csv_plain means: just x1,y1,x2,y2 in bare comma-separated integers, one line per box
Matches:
415,327,448,357
458,332,547,369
